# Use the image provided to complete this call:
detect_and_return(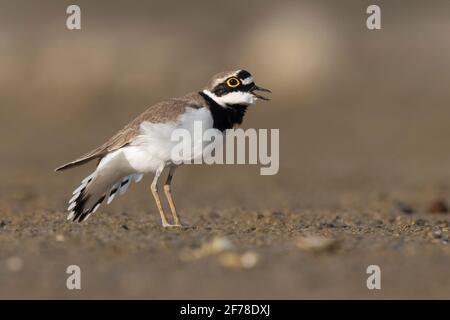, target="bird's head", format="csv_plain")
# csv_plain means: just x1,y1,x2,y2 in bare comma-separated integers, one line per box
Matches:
202,70,271,107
